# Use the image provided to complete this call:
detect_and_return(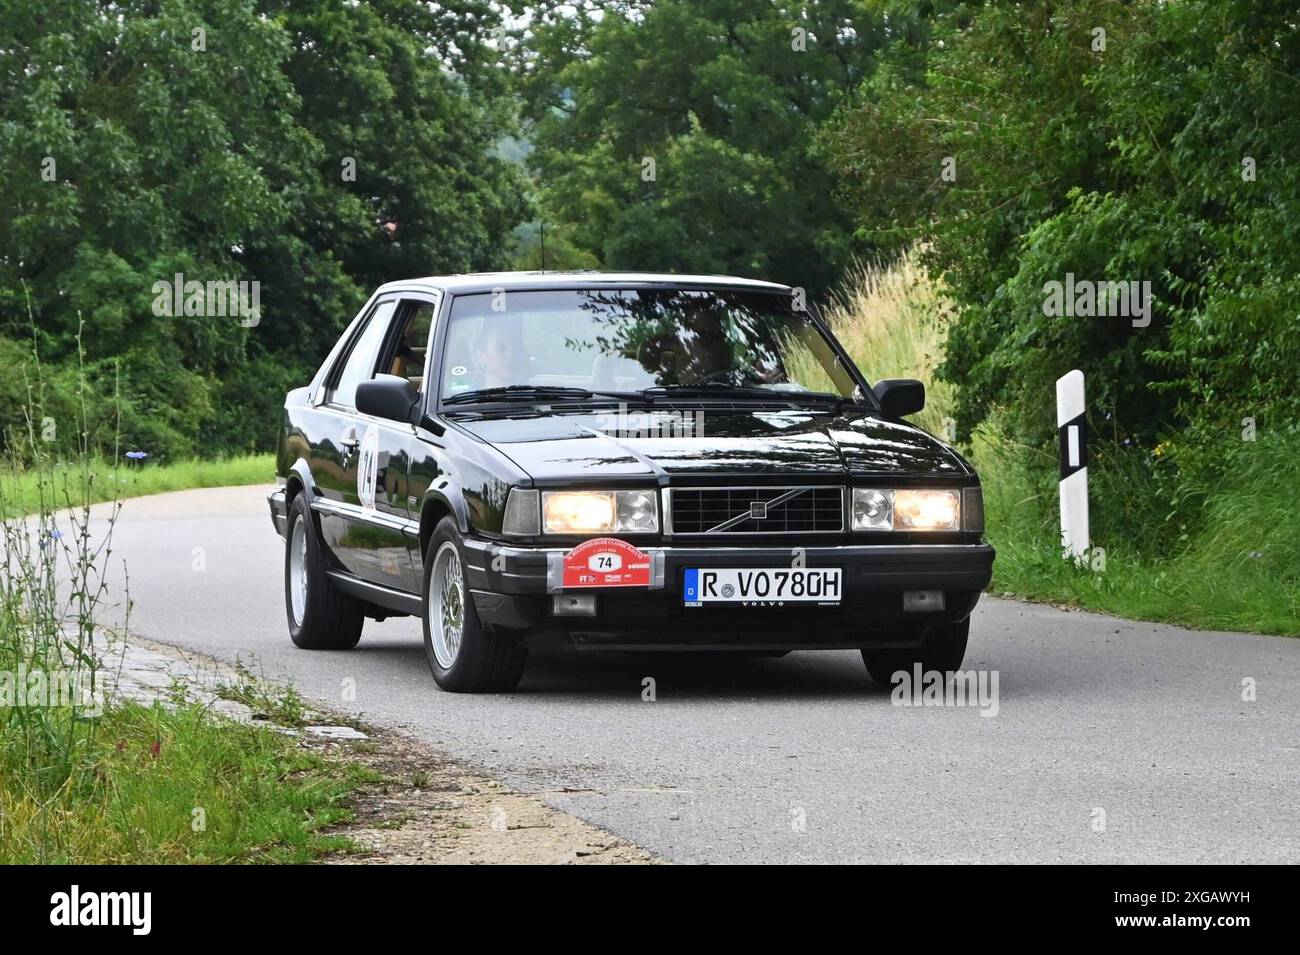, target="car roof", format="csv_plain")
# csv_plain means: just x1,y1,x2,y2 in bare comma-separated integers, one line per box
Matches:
374,270,793,296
